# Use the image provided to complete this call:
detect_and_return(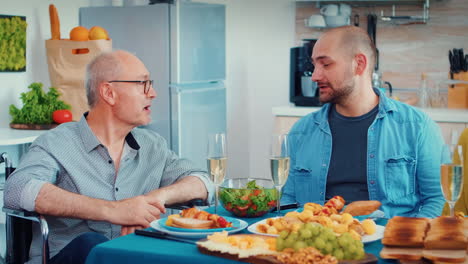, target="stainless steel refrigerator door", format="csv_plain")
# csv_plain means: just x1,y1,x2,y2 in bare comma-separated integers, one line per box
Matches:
171,82,226,170
80,5,171,143
171,2,226,84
